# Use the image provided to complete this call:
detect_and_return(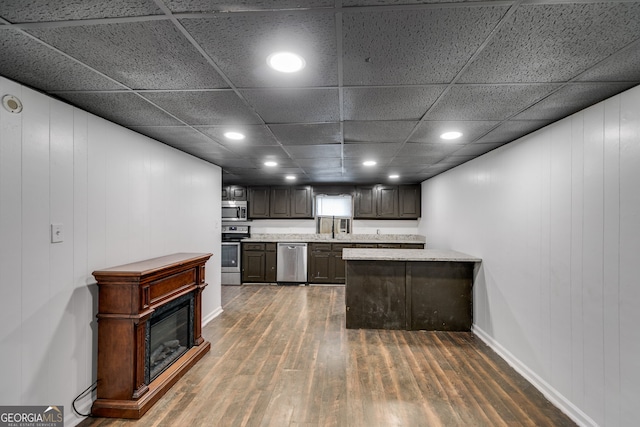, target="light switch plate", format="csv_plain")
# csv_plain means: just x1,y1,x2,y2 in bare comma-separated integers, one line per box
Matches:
51,223,63,243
